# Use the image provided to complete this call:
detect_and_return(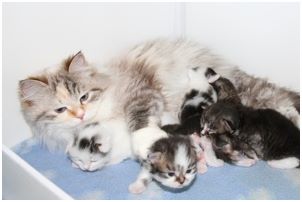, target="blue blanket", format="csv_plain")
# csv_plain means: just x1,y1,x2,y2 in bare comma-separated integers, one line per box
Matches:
13,138,300,199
